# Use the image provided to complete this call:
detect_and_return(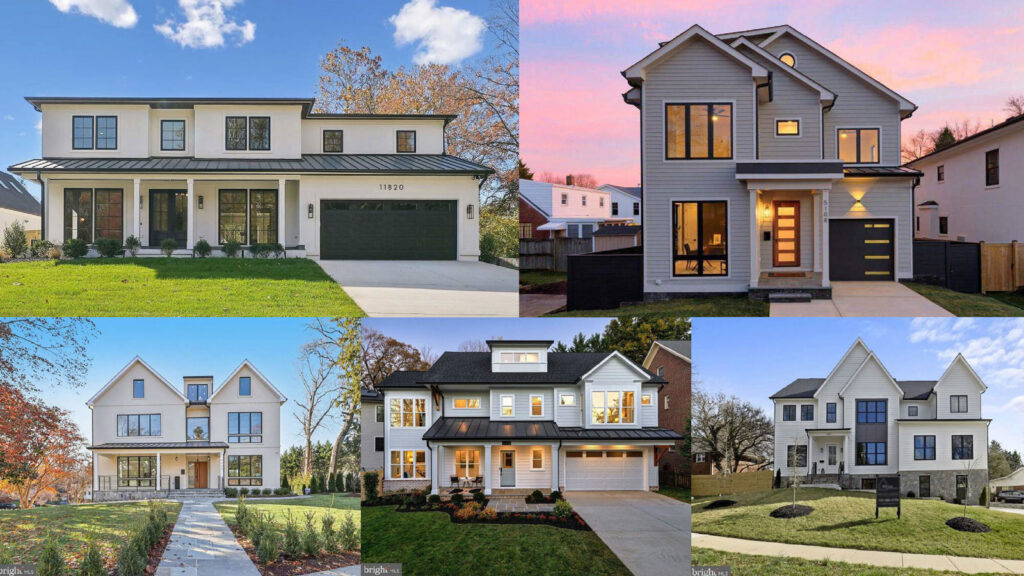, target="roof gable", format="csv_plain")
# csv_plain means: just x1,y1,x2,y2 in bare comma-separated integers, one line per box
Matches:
814,338,870,398
580,350,655,382
934,353,987,394
209,360,287,403
642,340,691,369
87,357,187,407
730,38,835,102
623,24,768,83
837,351,904,399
